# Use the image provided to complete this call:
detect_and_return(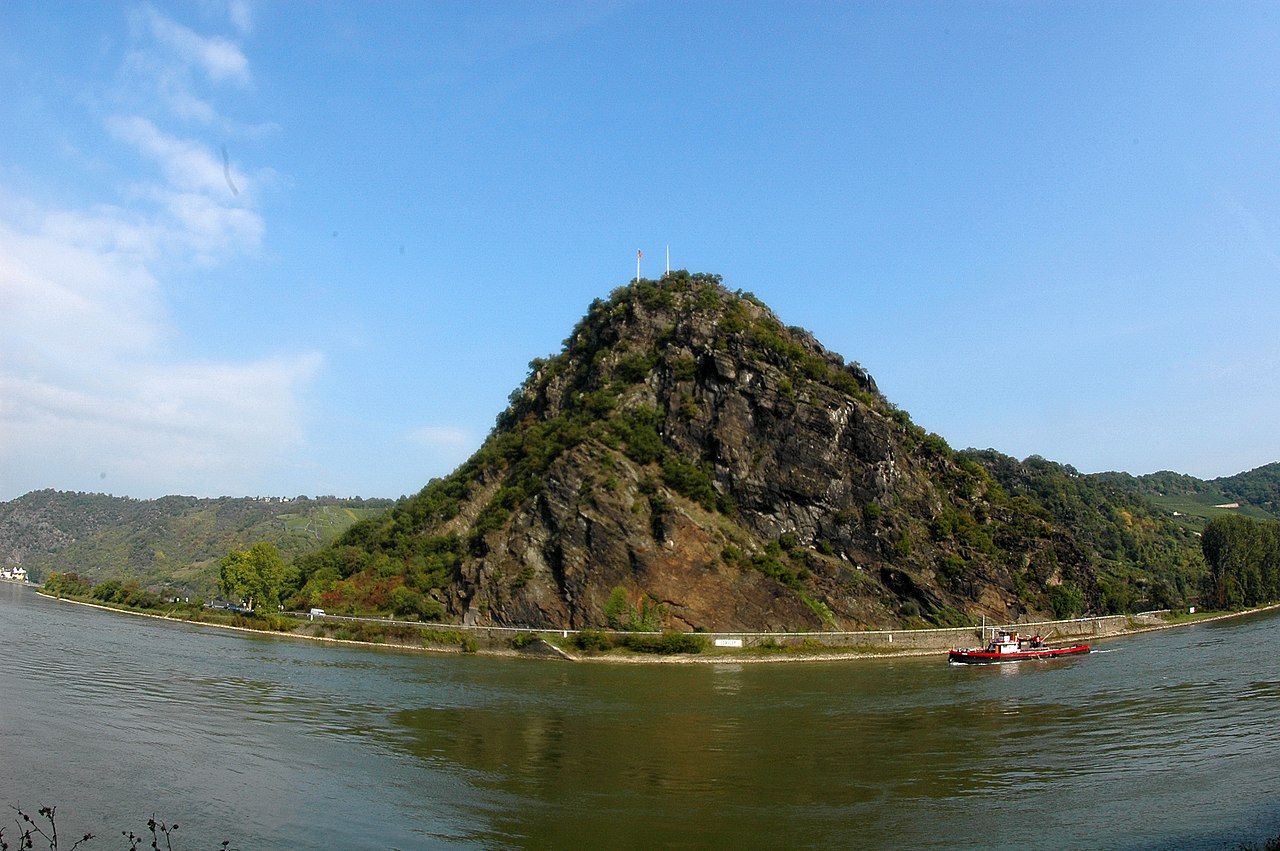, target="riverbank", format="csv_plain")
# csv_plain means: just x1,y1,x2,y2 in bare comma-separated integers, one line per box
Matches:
569,604,1280,664
31,585,1280,664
